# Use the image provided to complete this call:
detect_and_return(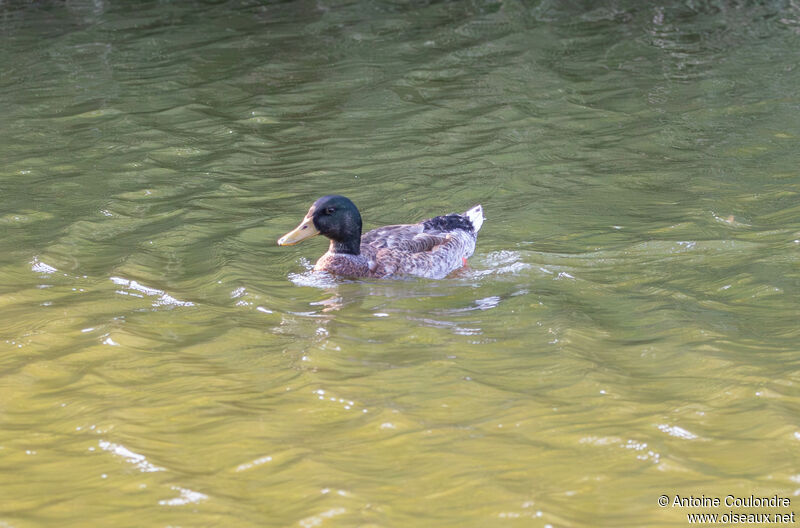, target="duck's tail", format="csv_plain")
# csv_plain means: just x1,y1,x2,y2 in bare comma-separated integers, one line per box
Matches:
465,204,484,233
